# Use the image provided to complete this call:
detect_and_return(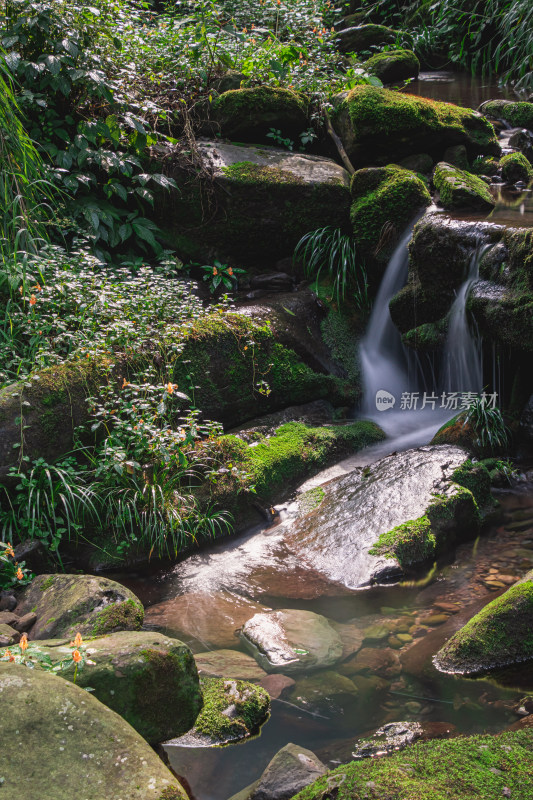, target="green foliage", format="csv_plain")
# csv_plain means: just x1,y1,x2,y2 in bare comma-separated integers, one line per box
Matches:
294,226,369,308
200,260,245,293
0,540,33,590
465,397,509,452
